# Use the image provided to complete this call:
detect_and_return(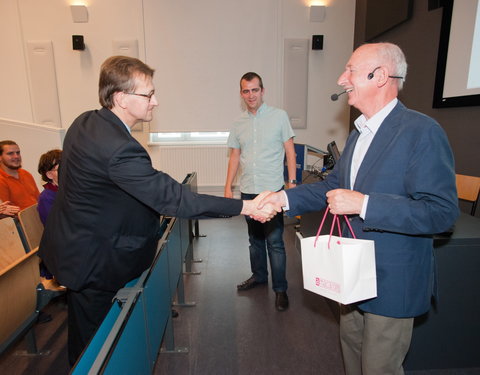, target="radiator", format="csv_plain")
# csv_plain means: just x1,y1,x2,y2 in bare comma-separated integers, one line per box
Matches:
150,145,231,195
